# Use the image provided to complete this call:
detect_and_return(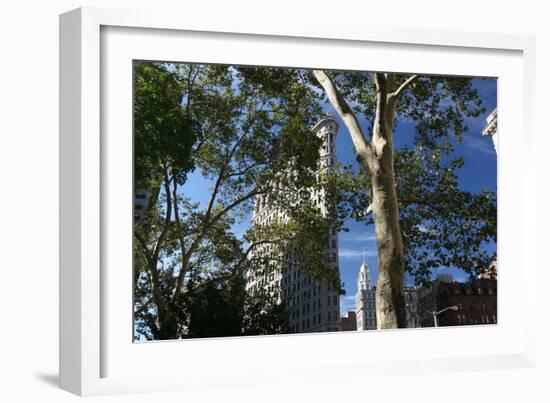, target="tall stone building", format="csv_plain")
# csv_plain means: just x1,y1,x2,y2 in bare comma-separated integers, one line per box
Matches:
355,260,377,330
245,116,341,333
355,259,420,330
